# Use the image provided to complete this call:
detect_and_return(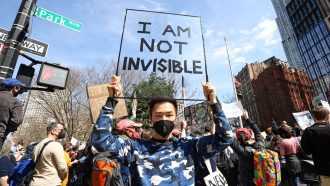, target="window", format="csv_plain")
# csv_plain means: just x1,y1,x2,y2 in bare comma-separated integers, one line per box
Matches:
321,39,330,54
